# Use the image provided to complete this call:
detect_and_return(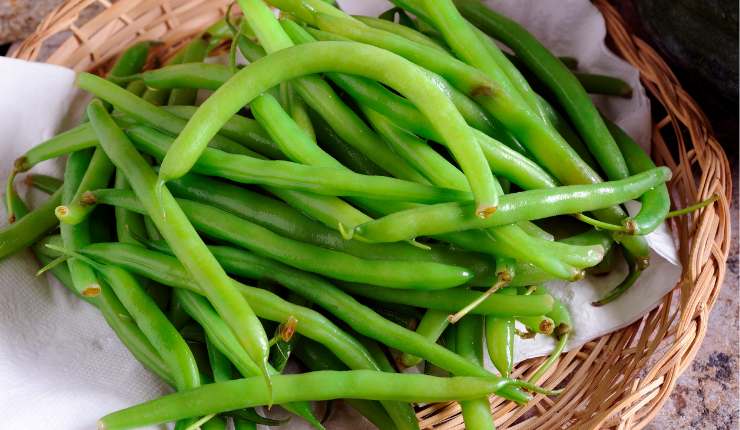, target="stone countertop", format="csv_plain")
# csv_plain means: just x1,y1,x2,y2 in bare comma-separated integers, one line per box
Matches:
646,163,738,430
